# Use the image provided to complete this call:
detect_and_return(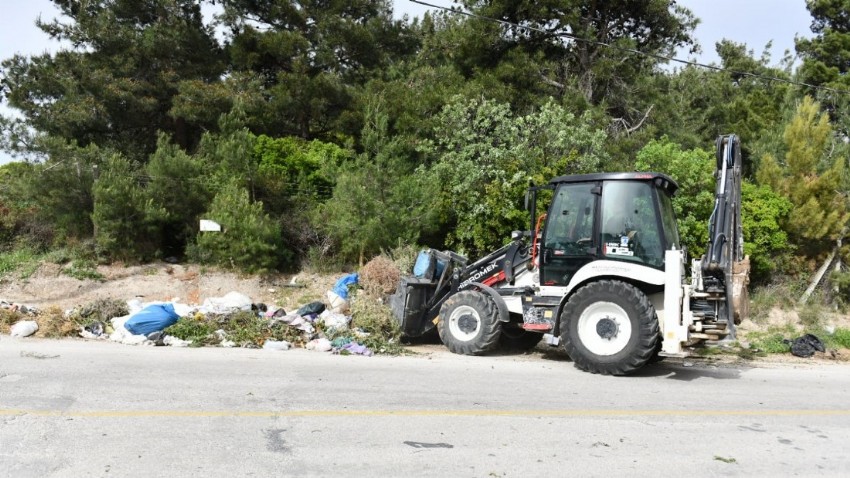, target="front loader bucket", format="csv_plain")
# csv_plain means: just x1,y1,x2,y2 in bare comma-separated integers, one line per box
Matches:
390,277,438,337
731,256,750,325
